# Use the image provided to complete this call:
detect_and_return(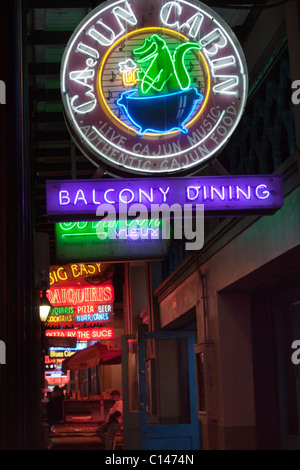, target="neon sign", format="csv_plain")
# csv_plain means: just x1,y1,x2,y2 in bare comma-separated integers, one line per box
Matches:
55,219,168,262
61,0,248,175
47,285,114,305
58,219,162,240
45,327,114,340
45,371,70,386
48,344,88,361
46,285,114,324
46,263,115,326
46,175,283,220
50,262,102,285
49,349,77,359
133,34,202,95
116,33,204,134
